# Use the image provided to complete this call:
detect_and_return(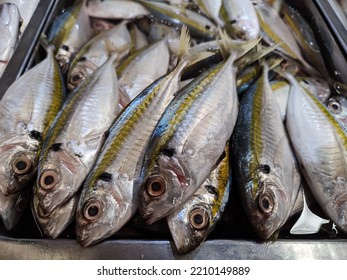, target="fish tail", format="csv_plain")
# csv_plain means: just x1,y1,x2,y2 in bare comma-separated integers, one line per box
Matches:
178,25,191,62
